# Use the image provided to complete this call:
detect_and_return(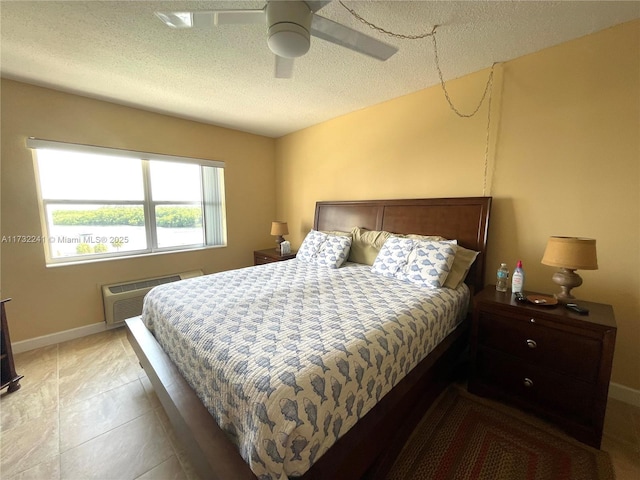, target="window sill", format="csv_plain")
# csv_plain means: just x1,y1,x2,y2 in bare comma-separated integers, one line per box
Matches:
45,244,226,268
